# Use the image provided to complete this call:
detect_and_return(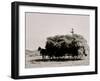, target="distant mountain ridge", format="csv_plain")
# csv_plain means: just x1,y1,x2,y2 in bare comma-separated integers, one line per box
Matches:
25,49,40,56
